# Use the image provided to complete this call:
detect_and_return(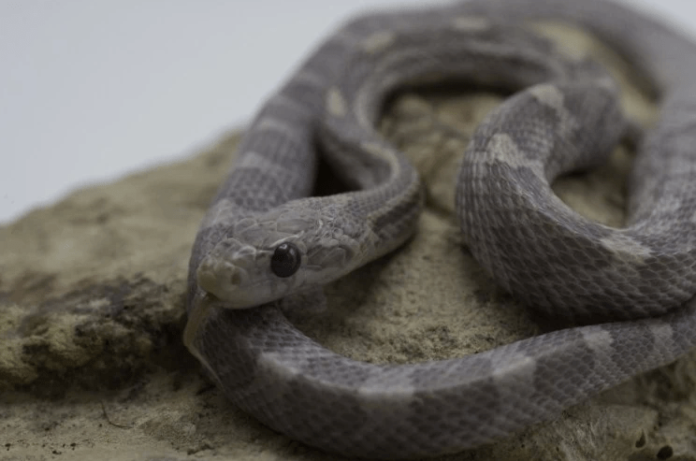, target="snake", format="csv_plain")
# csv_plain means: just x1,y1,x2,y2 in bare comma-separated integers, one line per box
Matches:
183,0,696,458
